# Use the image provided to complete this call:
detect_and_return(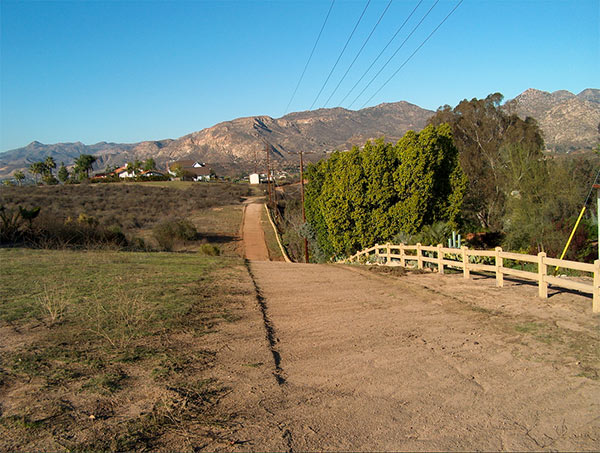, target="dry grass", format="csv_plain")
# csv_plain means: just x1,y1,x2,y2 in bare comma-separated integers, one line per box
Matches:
0,248,253,451
0,182,251,237
261,205,285,261
0,181,251,250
